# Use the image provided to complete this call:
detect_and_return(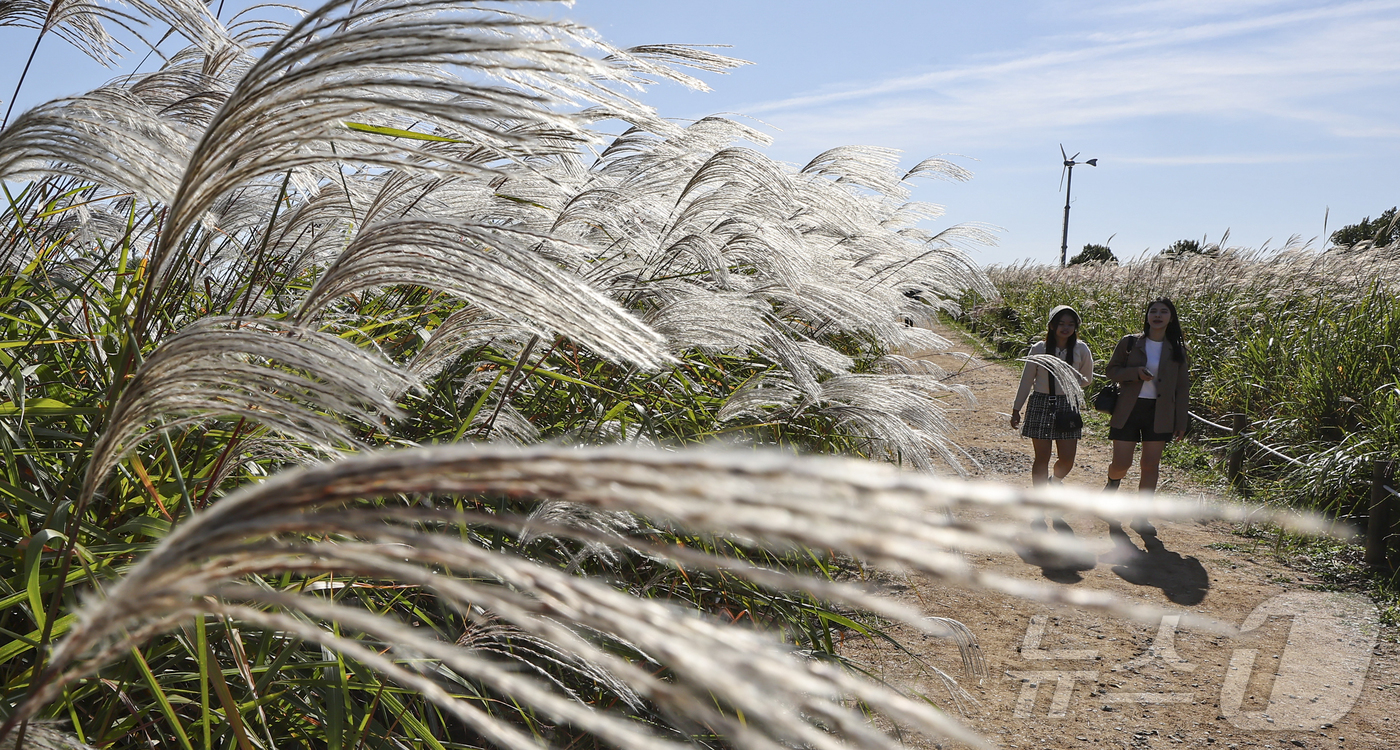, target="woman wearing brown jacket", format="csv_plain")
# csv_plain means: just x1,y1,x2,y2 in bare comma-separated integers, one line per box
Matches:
1102,298,1190,532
